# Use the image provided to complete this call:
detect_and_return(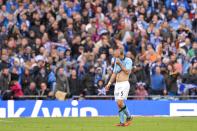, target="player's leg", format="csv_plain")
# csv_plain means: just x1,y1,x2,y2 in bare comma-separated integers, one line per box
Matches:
122,87,131,119
117,99,125,124
114,85,125,126
122,102,132,126
122,102,131,119
121,84,132,125
115,99,132,126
